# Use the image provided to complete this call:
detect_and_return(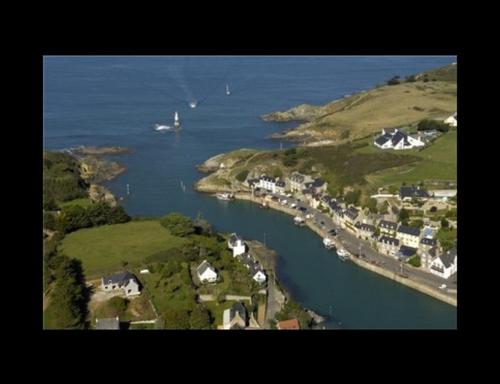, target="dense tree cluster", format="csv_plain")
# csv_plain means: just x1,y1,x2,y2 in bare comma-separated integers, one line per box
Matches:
417,119,450,133
160,213,195,237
